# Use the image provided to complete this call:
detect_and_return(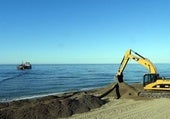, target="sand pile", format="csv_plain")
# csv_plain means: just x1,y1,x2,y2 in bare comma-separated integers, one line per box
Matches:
0,94,106,119
92,82,140,99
